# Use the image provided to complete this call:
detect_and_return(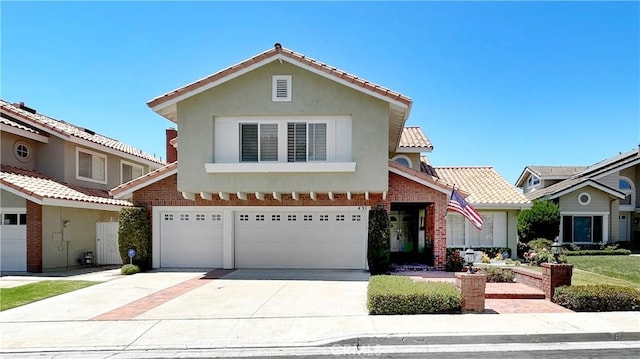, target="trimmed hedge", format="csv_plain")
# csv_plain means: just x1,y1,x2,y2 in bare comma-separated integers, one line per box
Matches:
121,264,141,275
479,266,515,283
118,207,151,269
367,275,462,315
565,249,631,256
553,285,640,312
